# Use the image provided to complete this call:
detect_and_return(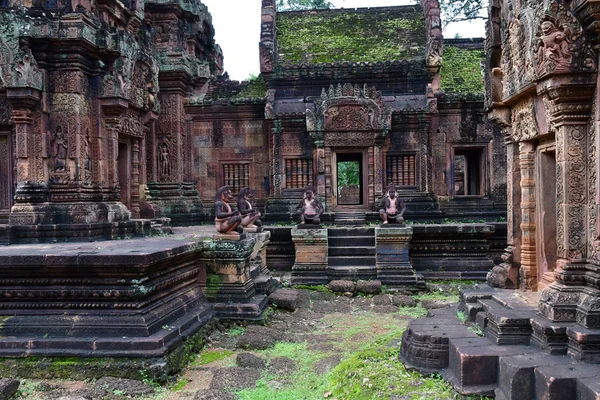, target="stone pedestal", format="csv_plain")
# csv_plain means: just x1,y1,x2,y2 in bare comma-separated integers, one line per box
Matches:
248,231,279,295
199,237,268,320
375,226,425,287
290,227,328,285
141,182,204,226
